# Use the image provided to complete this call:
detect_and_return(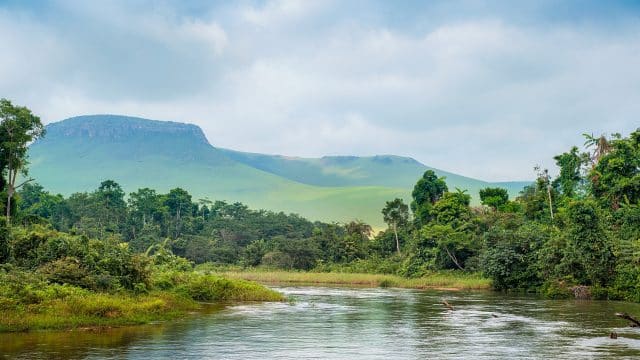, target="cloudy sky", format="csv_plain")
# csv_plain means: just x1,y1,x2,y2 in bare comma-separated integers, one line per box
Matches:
1,0,639,181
